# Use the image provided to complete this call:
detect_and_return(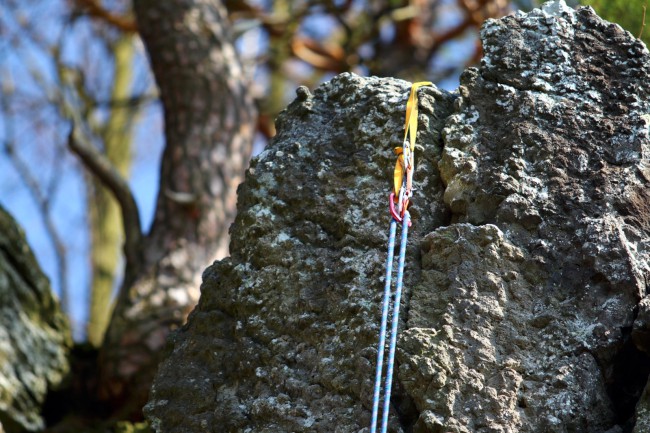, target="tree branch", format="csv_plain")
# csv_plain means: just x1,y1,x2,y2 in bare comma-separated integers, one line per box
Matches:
639,5,647,40
67,128,143,275
3,141,71,313
291,36,347,72
74,0,138,33
93,93,158,110
0,84,71,313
